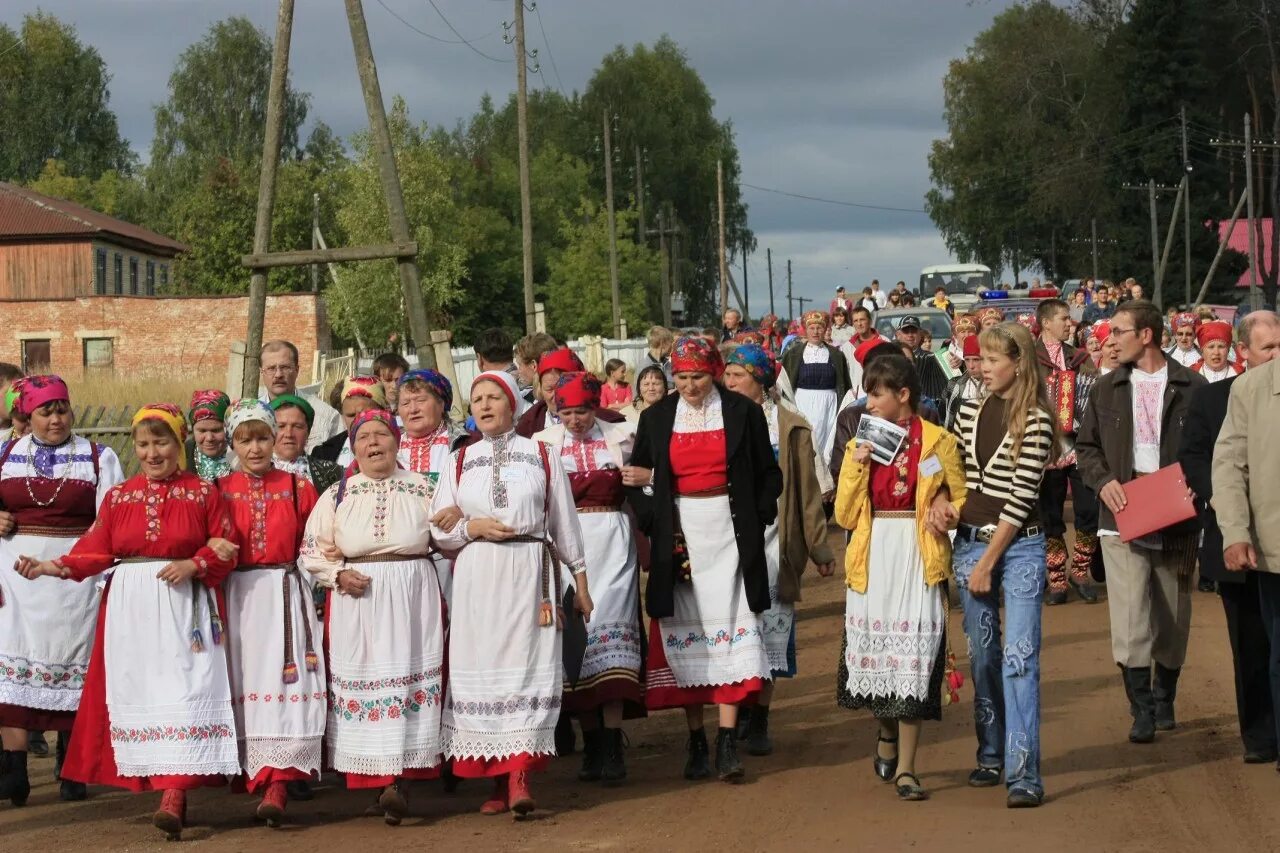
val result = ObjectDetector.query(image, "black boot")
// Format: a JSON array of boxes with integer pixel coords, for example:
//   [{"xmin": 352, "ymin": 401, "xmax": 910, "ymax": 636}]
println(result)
[
  {"xmin": 27, "ymin": 731, "xmax": 48, "ymax": 757},
  {"xmin": 601, "ymin": 727, "xmax": 627, "ymax": 785},
  {"xmin": 286, "ymin": 780, "xmax": 315, "ymax": 801},
  {"xmin": 0, "ymin": 750, "xmax": 31, "ymax": 807},
  {"xmin": 554, "ymin": 714, "xmax": 577, "ymax": 756},
  {"xmin": 577, "ymin": 728, "xmax": 604, "ymax": 782},
  {"xmin": 1121, "ymin": 666, "xmax": 1156, "ymax": 744},
  {"xmin": 733, "ymin": 704, "xmax": 750, "ymax": 740},
  {"xmin": 683, "ymin": 728, "xmax": 710, "ymax": 780},
  {"xmin": 714, "ymin": 727, "xmax": 744, "ymax": 782},
  {"xmin": 55, "ymin": 732, "xmax": 86, "ymax": 802},
  {"xmin": 745, "ymin": 705, "xmax": 773, "ymax": 756},
  {"xmin": 1153, "ymin": 664, "xmax": 1180, "ymax": 731}
]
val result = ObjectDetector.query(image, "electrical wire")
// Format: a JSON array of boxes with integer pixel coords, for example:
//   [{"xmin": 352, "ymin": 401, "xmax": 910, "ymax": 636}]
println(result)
[
  {"xmin": 533, "ymin": 3, "xmax": 566, "ymax": 96},
  {"xmin": 742, "ymin": 183, "xmax": 928, "ymax": 214},
  {"xmin": 374, "ymin": 0, "xmax": 499, "ymax": 44},
  {"xmin": 0, "ymin": 35, "xmax": 24, "ymax": 60},
  {"xmin": 426, "ymin": 0, "xmax": 512, "ymax": 62}
]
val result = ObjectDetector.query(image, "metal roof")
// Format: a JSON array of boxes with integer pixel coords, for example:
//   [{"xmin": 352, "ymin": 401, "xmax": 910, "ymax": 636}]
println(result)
[{"xmin": 0, "ymin": 181, "xmax": 188, "ymax": 254}]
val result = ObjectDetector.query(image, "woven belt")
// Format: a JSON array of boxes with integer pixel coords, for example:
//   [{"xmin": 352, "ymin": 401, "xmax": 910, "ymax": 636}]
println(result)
[
  {"xmin": 237, "ymin": 563, "xmax": 317, "ymax": 684},
  {"xmin": 113, "ymin": 557, "xmax": 223, "ymax": 653},
  {"xmin": 872, "ymin": 510, "xmax": 915, "ymax": 519},
  {"xmin": 471, "ymin": 534, "xmax": 565, "ymax": 630},
  {"xmin": 577, "ymin": 505, "xmax": 623, "ymax": 514},
  {"xmin": 15, "ymin": 525, "xmax": 88, "ymax": 538},
  {"xmin": 677, "ymin": 485, "xmax": 729, "ymax": 499},
  {"xmin": 344, "ymin": 553, "xmax": 429, "ymax": 564}
]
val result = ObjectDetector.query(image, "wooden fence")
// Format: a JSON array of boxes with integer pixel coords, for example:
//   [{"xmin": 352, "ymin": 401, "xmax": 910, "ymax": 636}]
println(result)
[{"xmin": 73, "ymin": 405, "xmax": 142, "ymax": 477}]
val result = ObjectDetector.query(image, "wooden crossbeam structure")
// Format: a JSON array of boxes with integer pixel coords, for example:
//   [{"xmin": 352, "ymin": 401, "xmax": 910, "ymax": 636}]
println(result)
[{"xmin": 242, "ymin": 241, "xmax": 418, "ymax": 270}]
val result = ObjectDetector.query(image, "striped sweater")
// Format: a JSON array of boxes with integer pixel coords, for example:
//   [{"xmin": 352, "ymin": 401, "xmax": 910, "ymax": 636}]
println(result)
[{"xmin": 952, "ymin": 398, "xmax": 1054, "ymax": 529}]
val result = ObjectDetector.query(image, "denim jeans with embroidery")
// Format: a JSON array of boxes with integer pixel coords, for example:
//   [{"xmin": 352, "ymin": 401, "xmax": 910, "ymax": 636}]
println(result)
[{"xmin": 953, "ymin": 533, "xmax": 1046, "ymax": 797}]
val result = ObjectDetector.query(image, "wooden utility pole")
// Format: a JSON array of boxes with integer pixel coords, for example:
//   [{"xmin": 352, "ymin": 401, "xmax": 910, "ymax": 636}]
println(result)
[
  {"xmin": 634, "ymin": 144, "xmax": 645, "ymax": 244},
  {"xmin": 1122, "ymin": 180, "xmax": 1179, "ymax": 298},
  {"xmin": 766, "ymin": 248, "xmax": 775, "ymax": 316},
  {"xmin": 1155, "ymin": 177, "xmax": 1186, "ymax": 305},
  {"xmin": 346, "ymin": 0, "xmax": 434, "ymax": 366},
  {"xmin": 1181, "ymin": 105, "xmax": 1192, "ymax": 307},
  {"xmin": 514, "ymin": 0, "xmax": 535, "ymax": 332},
  {"xmin": 741, "ymin": 236, "xmax": 749, "ymax": 320},
  {"xmin": 603, "ymin": 110, "xmax": 622, "ymax": 336},
  {"xmin": 242, "ymin": 0, "xmax": 295, "ymax": 397},
  {"xmin": 1194, "ymin": 188, "xmax": 1248, "ymax": 306},
  {"xmin": 310, "ymin": 191, "xmax": 319, "ymax": 292},
  {"xmin": 1246, "ymin": 112, "xmax": 1260, "ymax": 311},
  {"xmin": 717, "ymin": 159, "xmax": 728, "ymax": 315},
  {"xmin": 1090, "ymin": 218, "xmax": 1099, "ymax": 282},
  {"xmin": 657, "ymin": 206, "xmax": 671, "ymax": 326},
  {"xmin": 786, "ymin": 258, "xmax": 793, "ymax": 319}
]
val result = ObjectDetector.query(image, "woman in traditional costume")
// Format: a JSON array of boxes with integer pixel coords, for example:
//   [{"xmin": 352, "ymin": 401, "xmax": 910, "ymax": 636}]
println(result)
[
  {"xmin": 779, "ymin": 311, "xmax": 851, "ymax": 465},
  {"xmin": 300, "ymin": 408, "xmax": 444, "ymax": 825},
  {"xmin": 313, "ymin": 377, "xmax": 387, "ymax": 467},
  {"xmin": 14, "ymin": 403, "xmax": 238, "ymax": 840},
  {"xmin": 268, "ymin": 394, "xmax": 342, "ymax": 494},
  {"xmin": 213, "ymin": 400, "xmax": 324, "ymax": 827},
  {"xmin": 835, "ymin": 355, "xmax": 967, "ymax": 801},
  {"xmin": 1190, "ymin": 320, "xmax": 1244, "ymax": 382},
  {"xmin": 187, "ymin": 390, "xmax": 233, "ymax": 480},
  {"xmin": 533, "ymin": 372, "xmax": 641, "ymax": 785},
  {"xmin": 430, "ymin": 371, "xmax": 591, "ymax": 817},
  {"xmin": 628, "ymin": 338, "xmax": 781, "ymax": 783},
  {"xmin": 0, "ymin": 376, "xmax": 124, "ymax": 805},
  {"xmin": 720, "ymin": 345, "xmax": 835, "ymax": 755}
]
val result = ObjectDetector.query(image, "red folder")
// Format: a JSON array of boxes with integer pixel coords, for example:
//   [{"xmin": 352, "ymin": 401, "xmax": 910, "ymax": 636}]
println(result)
[{"xmin": 1113, "ymin": 462, "xmax": 1197, "ymax": 543}]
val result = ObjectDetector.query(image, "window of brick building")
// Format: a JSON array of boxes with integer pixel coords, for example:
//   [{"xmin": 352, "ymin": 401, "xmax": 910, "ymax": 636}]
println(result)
[
  {"xmin": 129, "ymin": 258, "xmax": 139, "ymax": 295},
  {"xmin": 22, "ymin": 340, "xmax": 50, "ymax": 373},
  {"xmin": 83, "ymin": 338, "xmax": 114, "ymax": 372},
  {"xmin": 95, "ymin": 249, "xmax": 107, "ymax": 295},
  {"xmin": 113, "ymin": 253, "xmax": 123, "ymax": 295}
]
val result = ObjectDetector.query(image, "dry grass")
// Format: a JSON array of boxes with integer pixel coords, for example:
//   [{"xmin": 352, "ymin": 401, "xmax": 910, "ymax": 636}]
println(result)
[{"xmin": 66, "ymin": 374, "xmax": 226, "ymax": 417}]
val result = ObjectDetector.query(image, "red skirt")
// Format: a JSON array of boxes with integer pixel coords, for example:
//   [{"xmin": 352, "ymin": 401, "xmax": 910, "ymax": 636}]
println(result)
[
  {"xmin": 61, "ymin": 581, "xmax": 229, "ymax": 793},
  {"xmin": 236, "ymin": 766, "xmax": 314, "ymax": 794},
  {"xmin": 0, "ymin": 704, "xmax": 75, "ymax": 731},
  {"xmin": 450, "ymin": 753, "xmax": 551, "ymax": 779},
  {"xmin": 644, "ymin": 620, "xmax": 762, "ymax": 710},
  {"xmin": 562, "ymin": 671, "xmax": 645, "ymax": 717}
]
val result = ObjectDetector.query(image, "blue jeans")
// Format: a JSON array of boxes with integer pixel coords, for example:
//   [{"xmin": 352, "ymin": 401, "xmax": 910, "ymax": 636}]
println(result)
[{"xmin": 953, "ymin": 533, "xmax": 1046, "ymax": 798}]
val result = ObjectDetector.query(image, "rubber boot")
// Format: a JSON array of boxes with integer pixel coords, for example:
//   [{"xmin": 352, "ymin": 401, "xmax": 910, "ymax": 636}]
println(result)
[
  {"xmin": 0, "ymin": 750, "xmax": 30, "ymax": 807},
  {"xmin": 153, "ymin": 788, "xmax": 185, "ymax": 840},
  {"xmin": 554, "ymin": 713, "xmax": 576, "ymax": 756},
  {"xmin": 1122, "ymin": 666, "xmax": 1156, "ymax": 744},
  {"xmin": 733, "ymin": 704, "xmax": 750, "ymax": 740},
  {"xmin": 55, "ymin": 731, "xmax": 86, "ymax": 801},
  {"xmin": 715, "ymin": 726, "xmax": 744, "ymax": 782},
  {"xmin": 256, "ymin": 781, "xmax": 288, "ymax": 828},
  {"xmin": 683, "ymin": 728, "xmax": 710, "ymax": 780},
  {"xmin": 601, "ymin": 727, "xmax": 627, "ymax": 785},
  {"xmin": 1153, "ymin": 664, "xmax": 1180, "ymax": 731},
  {"xmin": 508, "ymin": 771, "xmax": 535, "ymax": 817},
  {"xmin": 746, "ymin": 705, "xmax": 774, "ymax": 756},
  {"xmin": 577, "ymin": 728, "xmax": 604, "ymax": 782}
]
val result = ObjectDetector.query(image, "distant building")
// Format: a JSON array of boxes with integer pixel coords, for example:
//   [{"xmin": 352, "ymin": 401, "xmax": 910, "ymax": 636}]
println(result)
[{"xmin": 1217, "ymin": 217, "xmax": 1275, "ymax": 290}]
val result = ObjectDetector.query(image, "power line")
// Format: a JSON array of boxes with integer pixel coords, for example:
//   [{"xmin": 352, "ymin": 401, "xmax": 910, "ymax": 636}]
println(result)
[
  {"xmin": 0, "ymin": 35, "xmax": 24, "ymax": 60},
  {"xmin": 373, "ymin": 0, "xmax": 498, "ymax": 44},
  {"xmin": 426, "ymin": 0, "xmax": 512, "ymax": 62},
  {"xmin": 742, "ymin": 182, "xmax": 928, "ymax": 214},
  {"xmin": 532, "ymin": 3, "xmax": 566, "ymax": 96}
]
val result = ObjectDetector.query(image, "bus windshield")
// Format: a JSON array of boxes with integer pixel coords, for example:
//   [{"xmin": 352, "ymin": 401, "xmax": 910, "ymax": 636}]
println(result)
[{"xmin": 919, "ymin": 267, "xmax": 993, "ymax": 298}]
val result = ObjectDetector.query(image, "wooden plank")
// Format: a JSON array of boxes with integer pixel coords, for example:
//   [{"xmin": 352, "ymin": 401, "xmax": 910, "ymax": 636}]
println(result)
[{"xmin": 241, "ymin": 241, "xmax": 418, "ymax": 269}]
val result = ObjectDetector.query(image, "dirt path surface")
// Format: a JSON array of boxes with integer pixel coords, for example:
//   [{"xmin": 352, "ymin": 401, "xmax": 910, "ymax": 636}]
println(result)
[{"xmin": 4, "ymin": 528, "xmax": 1278, "ymax": 853}]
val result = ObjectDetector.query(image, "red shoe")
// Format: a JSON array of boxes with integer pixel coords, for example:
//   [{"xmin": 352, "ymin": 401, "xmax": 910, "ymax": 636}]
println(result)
[
  {"xmin": 508, "ymin": 771, "xmax": 535, "ymax": 817},
  {"xmin": 153, "ymin": 789, "xmax": 185, "ymax": 840},
  {"xmin": 479, "ymin": 776, "xmax": 508, "ymax": 815},
  {"xmin": 256, "ymin": 781, "xmax": 288, "ymax": 828}
]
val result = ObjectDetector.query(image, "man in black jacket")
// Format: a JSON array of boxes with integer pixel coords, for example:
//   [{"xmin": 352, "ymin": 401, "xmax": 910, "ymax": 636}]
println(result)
[{"xmin": 1178, "ymin": 310, "xmax": 1280, "ymax": 763}]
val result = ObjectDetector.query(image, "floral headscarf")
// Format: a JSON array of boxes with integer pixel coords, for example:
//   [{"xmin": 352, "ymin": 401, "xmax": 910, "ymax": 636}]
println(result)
[
  {"xmin": 225, "ymin": 398, "xmax": 277, "ymax": 439},
  {"xmin": 670, "ymin": 336, "xmax": 724, "ymax": 378},
  {"xmin": 341, "ymin": 376, "xmax": 388, "ymax": 408},
  {"xmin": 724, "ymin": 343, "xmax": 777, "ymax": 389},
  {"xmin": 732, "ymin": 329, "xmax": 765, "ymax": 346},
  {"xmin": 553, "ymin": 371, "xmax": 603, "ymax": 411},
  {"xmin": 188, "ymin": 389, "xmax": 231, "ymax": 425},
  {"xmin": 132, "ymin": 403, "xmax": 189, "ymax": 469},
  {"xmin": 348, "ymin": 407, "xmax": 401, "ymax": 447},
  {"xmin": 398, "ymin": 368, "xmax": 452, "ymax": 412},
  {"xmin": 18, "ymin": 375, "xmax": 69, "ymax": 416}
]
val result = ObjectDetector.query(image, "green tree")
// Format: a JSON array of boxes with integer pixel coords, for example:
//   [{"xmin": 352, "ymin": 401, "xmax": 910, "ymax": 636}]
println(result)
[
  {"xmin": 545, "ymin": 202, "xmax": 659, "ymax": 338},
  {"xmin": 26, "ymin": 159, "xmax": 147, "ymax": 222},
  {"xmin": 0, "ymin": 13, "xmax": 133, "ymax": 182}
]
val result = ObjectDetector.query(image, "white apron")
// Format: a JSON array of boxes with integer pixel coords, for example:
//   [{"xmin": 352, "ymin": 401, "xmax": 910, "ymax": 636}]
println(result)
[
  {"xmin": 760, "ymin": 520, "xmax": 795, "ymax": 676},
  {"xmin": 103, "ymin": 560, "xmax": 239, "ymax": 777},
  {"xmin": 577, "ymin": 509, "xmax": 641, "ymax": 682}
]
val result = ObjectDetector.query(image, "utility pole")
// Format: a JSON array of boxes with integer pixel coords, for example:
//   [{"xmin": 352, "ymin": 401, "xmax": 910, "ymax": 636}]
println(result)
[
  {"xmin": 602, "ymin": 110, "xmax": 622, "ymax": 336},
  {"xmin": 766, "ymin": 248, "xmax": 775, "ymax": 316},
  {"xmin": 786, "ymin": 258, "xmax": 793, "ymax": 319},
  {"xmin": 741, "ymin": 236, "xmax": 749, "ymax": 320},
  {"xmin": 310, "ymin": 191, "xmax": 319, "ymax": 292},
  {"xmin": 716, "ymin": 159, "xmax": 729, "ymax": 316},
  {"xmin": 656, "ymin": 206, "xmax": 671, "ymax": 326},
  {"xmin": 634, "ymin": 144, "xmax": 645, "ymax": 244},
  {"xmin": 513, "ymin": 0, "xmax": 535, "ymax": 332},
  {"xmin": 1246, "ymin": 112, "xmax": 1259, "ymax": 311},
  {"xmin": 1181, "ymin": 105, "xmax": 1192, "ymax": 307},
  {"xmin": 795, "ymin": 295, "xmax": 812, "ymax": 318},
  {"xmin": 1122, "ymin": 180, "xmax": 1179, "ymax": 295},
  {"xmin": 1091, "ymin": 218, "xmax": 1099, "ymax": 282}
]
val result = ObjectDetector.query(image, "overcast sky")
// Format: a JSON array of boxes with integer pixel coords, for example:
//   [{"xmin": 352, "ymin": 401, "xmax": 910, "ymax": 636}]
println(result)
[{"xmin": 6, "ymin": 0, "xmax": 1019, "ymax": 315}]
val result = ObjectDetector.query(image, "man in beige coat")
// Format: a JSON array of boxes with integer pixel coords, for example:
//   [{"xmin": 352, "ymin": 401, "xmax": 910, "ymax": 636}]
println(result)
[{"xmin": 1213, "ymin": 350, "xmax": 1280, "ymax": 765}]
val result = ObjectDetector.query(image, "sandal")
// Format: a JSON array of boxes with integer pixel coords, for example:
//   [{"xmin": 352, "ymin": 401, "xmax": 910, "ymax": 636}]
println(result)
[
  {"xmin": 873, "ymin": 735, "xmax": 898, "ymax": 783},
  {"xmin": 895, "ymin": 772, "xmax": 928, "ymax": 801}
]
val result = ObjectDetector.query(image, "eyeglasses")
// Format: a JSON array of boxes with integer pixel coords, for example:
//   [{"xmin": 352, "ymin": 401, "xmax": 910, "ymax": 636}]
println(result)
[
  {"xmin": 261, "ymin": 365, "xmax": 297, "ymax": 375},
  {"xmin": 1110, "ymin": 327, "xmax": 1138, "ymax": 338}
]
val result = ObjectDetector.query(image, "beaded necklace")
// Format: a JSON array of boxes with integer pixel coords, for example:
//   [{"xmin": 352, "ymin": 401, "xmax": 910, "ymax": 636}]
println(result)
[{"xmin": 24, "ymin": 436, "xmax": 78, "ymax": 508}]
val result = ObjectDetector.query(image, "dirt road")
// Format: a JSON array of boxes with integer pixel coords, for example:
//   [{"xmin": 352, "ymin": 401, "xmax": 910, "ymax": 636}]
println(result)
[{"xmin": 4, "ymin": 531, "xmax": 1277, "ymax": 852}]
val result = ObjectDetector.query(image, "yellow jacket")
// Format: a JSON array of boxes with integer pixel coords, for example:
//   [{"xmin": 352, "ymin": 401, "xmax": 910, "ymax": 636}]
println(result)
[{"xmin": 834, "ymin": 418, "xmax": 967, "ymax": 593}]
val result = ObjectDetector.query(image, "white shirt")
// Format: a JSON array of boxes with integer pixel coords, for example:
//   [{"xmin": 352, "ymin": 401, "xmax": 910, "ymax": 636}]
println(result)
[
  {"xmin": 872, "ymin": 290, "xmax": 887, "ymax": 309},
  {"xmin": 1130, "ymin": 365, "xmax": 1167, "ymax": 475},
  {"xmin": 1166, "ymin": 345, "xmax": 1200, "ymax": 367}
]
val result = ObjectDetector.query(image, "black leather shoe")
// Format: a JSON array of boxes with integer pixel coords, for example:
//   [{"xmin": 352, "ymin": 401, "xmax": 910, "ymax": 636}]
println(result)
[
  {"xmin": 714, "ymin": 727, "xmax": 744, "ymax": 782},
  {"xmin": 27, "ymin": 732, "xmax": 49, "ymax": 758},
  {"xmin": 1006, "ymin": 787, "xmax": 1044, "ymax": 808},
  {"xmin": 1122, "ymin": 666, "xmax": 1157, "ymax": 743},
  {"xmin": 683, "ymin": 729, "xmax": 710, "ymax": 780},
  {"xmin": 0, "ymin": 750, "xmax": 31, "ymax": 807},
  {"xmin": 895, "ymin": 772, "xmax": 928, "ymax": 801},
  {"xmin": 745, "ymin": 705, "xmax": 773, "ymax": 756},
  {"xmin": 873, "ymin": 736, "xmax": 898, "ymax": 782},
  {"xmin": 578, "ymin": 729, "xmax": 603, "ymax": 782},
  {"xmin": 1045, "ymin": 590, "xmax": 1068, "ymax": 606},
  {"xmin": 1198, "ymin": 577, "xmax": 1217, "ymax": 594},
  {"xmin": 59, "ymin": 780, "xmax": 88, "ymax": 801},
  {"xmin": 1244, "ymin": 750, "xmax": 1278, "ymax": 764},
  {"xmin": 286, "ymin": 780, "xmax": 315, "ymax": 801},
  {"xmin": 967, "ymin": 766, "xmax": 1001, "ymax": 787},
  {"xmin": 1068, "ymin": 577, "xmax": 1099, "ymax": 604},
  {"xmin": 554, "ymin": 715, "xmax": 577, "ymax": 756},
  {"xmin": 601, "ymin": 727, "xmax": 627, "ymax": 785},
  {"xmin": 1152, "ymin": 664, "xmax": 1180, "ymax": 732}
]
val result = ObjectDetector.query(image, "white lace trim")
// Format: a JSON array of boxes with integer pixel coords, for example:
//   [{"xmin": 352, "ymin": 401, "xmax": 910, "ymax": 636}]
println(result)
[
  {"xmin": 441, "ymin": 726, "xmax": 556, "ymax": 762},
  {"xmin": 328, "ymin": 747, "xmax": 442, "ymax": 776},
  {"xmin": 673, "ymin": 387, "xmax": 724, "ymax": 433},
  {"xmin": 241, "ymin": 737, "xmax": 323, "ymax": 778},
  {"xmin": 115, "ymin": 760, "xmax": 240, "ymax": 778},
  {"xmin": 0, "ymin": 684, "xmax": 82, "ymax": 711},
  {"xmin": 844, "ymin": 623, "xmax": 944, "ymax": 701}
]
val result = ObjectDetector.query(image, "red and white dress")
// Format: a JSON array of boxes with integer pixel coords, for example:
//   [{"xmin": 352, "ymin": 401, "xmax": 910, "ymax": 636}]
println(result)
[
  {"xmin": 0, "ymin": 435, "xmax": 124, "ymax": 731},
  {"xmin": 218, "ymin": 469, "xmax": 325, "ymax": 792},
  {"xmin": 645, "ymin": 389, "xmax": 770, "ymax": 709},
  {"xmin": 398, "ymin": 422, "xmax": 465, "ymax": 605},
  {"xmin": 300, "ymin": 469, "xmax": 445, "ymax": 789},
  {"xmin": 57, "ymin": 472, "xmax": 240, "ymax": 792},
  {"xmin": 534, "ymin": 420, "xmax": 643, "ymax": 713},
  {"xmin": 430, "ymin": 430, "xmax": 585, "ymax": 777}
]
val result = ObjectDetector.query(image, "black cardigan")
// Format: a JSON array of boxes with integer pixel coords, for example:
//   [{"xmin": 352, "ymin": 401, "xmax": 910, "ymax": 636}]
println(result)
[
  {"xmin": 1177, "ymin": 376, "xmax": 1236, "ymax": 584},
  {"xmin": 627, "ymin": 386, "xmax": 783, "ymax": 619}
]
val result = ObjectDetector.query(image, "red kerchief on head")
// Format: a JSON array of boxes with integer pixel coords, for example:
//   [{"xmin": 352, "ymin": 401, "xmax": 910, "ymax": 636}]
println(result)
[
  {"xmin": 537, "ymin": 347, "xmax": 584, "ymax": 377},
  {"xmin": 18, "ymin": 375, "xmax": 69, "ymax": 416},
  {"xmin": 553, "ymin": 371, "xmax": 602, "ymax": 411},
  {"xmin": 853, "ymin": 337, "xmax": 882, "ymax": 366},
  {"xmin": 670, "ymin": 336, "xmax": 724, "ymax": 378},
  {"xmin": 1196, "ymin": 320, "xmax": 1232, "ymax": 349},
  {"xmin": 962, "ymin": 335, "xmax": 981, "ymax": 358}
]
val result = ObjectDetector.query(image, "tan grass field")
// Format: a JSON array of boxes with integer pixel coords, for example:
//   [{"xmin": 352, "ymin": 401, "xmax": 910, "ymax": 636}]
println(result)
[{"xmin": 66, "ymin": 374, "xmax": 225, "ymax": 417}]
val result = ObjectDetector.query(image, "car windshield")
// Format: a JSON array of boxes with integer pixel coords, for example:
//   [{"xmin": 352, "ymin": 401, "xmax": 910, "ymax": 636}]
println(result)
[
  {"xmin": 919, "ymin": 270, "xmax": 993, "ymax": 297},
  {"xmin": 875, "ymin": 313, "xmax": 953, "ymax": 341}
]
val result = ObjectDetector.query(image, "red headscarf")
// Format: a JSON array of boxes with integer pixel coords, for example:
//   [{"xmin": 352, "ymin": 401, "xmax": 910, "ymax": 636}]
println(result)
[
  {"xmin": 670, "ymin": 336, "xmax": 724, "ymax": 378},
  {"xmin": 18, "ymin": 375, "xmax": 69, "ymax": 416},
  {"xmin": 962, "ymin": 335, "xmax": 981, "ymax": 358},
  {"xmin": 553, "ymin": 371, "xmax": 602, "ymax": 411},
  {"xmin": 537, "ymin": 347, "xmax": 584, "ymax": 377},
  {"xmin": 1196, "ymin": 320, "xmax": 1233, "ymax": 348}
]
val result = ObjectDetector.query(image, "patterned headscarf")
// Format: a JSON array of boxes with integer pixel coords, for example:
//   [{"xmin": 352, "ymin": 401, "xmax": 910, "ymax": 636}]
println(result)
[
  {"xmin": 1015, "ymin": 313, "xmax": 1039, "ymax": 336},
  {"xmin": 132, "ymin": 403, "xmax": 189, "ymax": 469},
  {"xmin": 348, "ymin": 407, "xmax": 400, "ymax": 447},
  {"xmin": 670, "ymin": 336, "xmax": 724, "ymax": 378},
  {"xmin": 802, "ymin": 310, "xmax": 829, "ymax": 328},
  {"xmin": 17, "ymin": 375, "xmax": 69, "ymax": 416},
  {"xmin": 724, "ymin": 343, "xmax": 777, "ymax": 389},
  {"xmin": 188, "ymin": 389, "xmax": 230, "ymax": 425},
  {"xmin": 341, "ymin": 375, "xmax": 388, "ymax": 408},
  {"xmin": 225, "ymin": 398, "xmax": 277, "ymax": 439},
  {"xmin": 952, "ymin": 315, "xmax": 978, "ymax": 336},
  {"xmin": 732, "ymin": 329, "xmax": 765, "ymax": 346},
  {"xmin": 553, "ymin": 371, "xmax": 602, "ymax": 411},
  {"xmin": 398, "ymin": 368, "xmax": 453, "ymax": 411},
  {"xmin": 1172, "ymin": 312, "xmax": 1199, "ymax": 332},
  {"xmin": 978, "ymin": 307, "xmax": 1005, "ymax": 326},
  {"xmin": 5, "ymin": 380, "xmax": 23, "ymax": 416},
  {"xmin": 1090, "ymin": 321, "xmax": 1112, "ymax": 345},
  {"xmin": 268, "ymin": 394, "xmax": 314, "ymax": 430}
]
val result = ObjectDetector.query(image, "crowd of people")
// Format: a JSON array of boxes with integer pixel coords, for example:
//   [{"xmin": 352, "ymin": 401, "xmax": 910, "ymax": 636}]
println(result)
[{"xmin": 0, "ymin": 284, "xmax": 1278, "ymax": 838}]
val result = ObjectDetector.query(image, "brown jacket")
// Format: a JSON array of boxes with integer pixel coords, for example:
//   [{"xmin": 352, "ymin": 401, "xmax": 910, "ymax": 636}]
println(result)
[
  {"xmin": 776, "ymin": 405, "xmax": 835, "ymax": 604},
  {"xmin": 1212, "ymin": 359, "xmax": 1280, "ymax": 573},
  {"xmin": 1076, "ymin": 354, "xmax": 1205, "ymax": 531}
]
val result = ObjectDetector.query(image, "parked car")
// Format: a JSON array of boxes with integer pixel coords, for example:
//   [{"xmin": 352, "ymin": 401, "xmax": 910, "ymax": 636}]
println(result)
[{"xmin": 874, "ymin": 308, "xmax": 953, "ymax": 351}]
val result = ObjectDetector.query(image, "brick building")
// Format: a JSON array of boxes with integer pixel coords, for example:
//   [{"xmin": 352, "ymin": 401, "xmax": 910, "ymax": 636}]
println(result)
[{"xmin": 0, "ymin": 182, "xmax": 329, "ymax": 377}]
